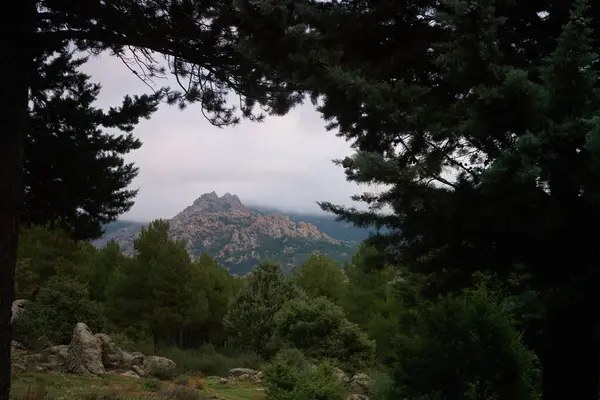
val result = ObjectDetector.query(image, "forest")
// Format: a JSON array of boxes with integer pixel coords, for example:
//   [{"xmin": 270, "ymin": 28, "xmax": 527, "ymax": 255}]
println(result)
[
  {"xmin": 12, "ymin": 221, "xmax": 542, "ymax": 400},
  {"xmin": 2, "ymin": 0, "xmax": 600, "ymax": 399}
]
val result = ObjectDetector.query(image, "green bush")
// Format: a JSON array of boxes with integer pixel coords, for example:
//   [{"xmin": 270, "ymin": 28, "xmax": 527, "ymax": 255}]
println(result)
[
  {"xmin": 156, "ymin": 344, "xmax": 263, "ymax": 377},
  {"xmin": 158, "ymin": 386, "xmax": 207, "ymax": 400},
  {"xmin": 13, "ymin": 275, "xmax": 103, "ymax": 346},
  {"xmin": 141, "ymin": 378, "xmax": 162, "ymax": 392},
  {"xmin": 392, "ymin": 286, "xmax": 540, "ymax": 400},
  {"xmin": 264, "ymin": 349, "xmax": 347, "ymax": 400},
  {"xmin": 273, "ymin": 296, "xmax": 375, "ymax": 373}
]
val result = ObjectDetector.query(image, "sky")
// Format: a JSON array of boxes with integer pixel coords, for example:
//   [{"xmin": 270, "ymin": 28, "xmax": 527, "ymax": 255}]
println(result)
[{"xmin": 82, "ymin": 52, "xmax": 370, "ymax": 222}]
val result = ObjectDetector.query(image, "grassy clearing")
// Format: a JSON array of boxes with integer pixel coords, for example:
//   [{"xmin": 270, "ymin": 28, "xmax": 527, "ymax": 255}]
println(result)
[{"xmin": 10, "ymin": 372, "xmax": 266, "ymax": 400}]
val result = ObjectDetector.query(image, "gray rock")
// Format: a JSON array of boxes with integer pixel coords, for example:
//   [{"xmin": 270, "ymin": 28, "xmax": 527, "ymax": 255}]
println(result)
[
  {"xmin": 67, "ymin": 323, "xmax": 105, "ymax": 376},
  {"xmin": 121, "ymin": 370, "xmax": 141, "ymax": 379},
  {"xmin": 142, "ymin": 356, "xmax": 176, "ymax": 378},
  {"xmin": 11, "ymin": 299, "xmax": 29, "ymax": 324}
]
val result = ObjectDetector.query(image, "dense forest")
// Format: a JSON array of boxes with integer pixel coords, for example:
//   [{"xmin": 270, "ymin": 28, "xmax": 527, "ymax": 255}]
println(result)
[
  {"xmin": 3, "ymin": 0, "xmax": 600, "ymax": 399},
  {"xmin": 12, "ymin": 220, "xmax": 542, "ymax": 400}
]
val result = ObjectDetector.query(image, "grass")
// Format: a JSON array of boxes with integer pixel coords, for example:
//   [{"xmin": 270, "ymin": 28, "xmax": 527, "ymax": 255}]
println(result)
[
  {"xmin": 203, "ymin": 380, "xmax": 265, "ymax": 400},
  {"xmin": 11, "ymin": 372, "xmax": 266, "ymax": 400}
]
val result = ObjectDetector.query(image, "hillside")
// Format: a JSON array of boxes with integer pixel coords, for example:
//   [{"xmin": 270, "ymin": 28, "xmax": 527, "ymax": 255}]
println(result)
[
  {"xmin": 92, "ymin": 192, "xmax": 363, "ymax": 274},
  {"xmin": 249, "ymin": 206, "xmax": 376, "ymax": 243}
]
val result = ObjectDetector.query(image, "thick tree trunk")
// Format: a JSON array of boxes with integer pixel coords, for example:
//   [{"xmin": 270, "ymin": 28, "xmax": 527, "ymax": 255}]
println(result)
[
  {"xmin": 541, "ymin": 287, "xmax": 599, "ymax": 400},
  {"xmin": 0, "ymin": 2, "xmax": 36, "ymax": 399}
]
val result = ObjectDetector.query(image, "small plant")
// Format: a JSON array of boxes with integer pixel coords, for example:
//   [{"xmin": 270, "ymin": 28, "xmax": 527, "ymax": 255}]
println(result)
[
  {"xmin": 159, "ymin": 386, "xmax": 207, "ymax": 400},
  {"xmin": 174, "ymin": 375, "xmax": 191, "ymax": 386},
  {"xmin": 186, "ymin": 377, "xmax": 205, "ymax": 390},
  {"xmin": 141, "ymin": 378, "xmax": 162, "ymax": 392}
]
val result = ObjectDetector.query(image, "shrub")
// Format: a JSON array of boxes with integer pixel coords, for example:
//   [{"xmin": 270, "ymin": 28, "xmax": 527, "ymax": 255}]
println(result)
[
  {"xmin": 392, "ymin": 285, "xmax": 540, "ymax": 400},
  {"xmin": 13, "ymin": 276, "xmax": 103, "ymax": 347},
  {"xmin": 141, "ymin": 378, "xmax": 162, "ymax": 392},
  {"xmin": 158, "ymin": 386, "xmax": 207, "ymax": 400},
  {"xmin": 264, "ymin": 349, "xmax": 347, "ymax": 400},
  {"xmin": 273, "ymin": 296, "xmax": 375, "ymax": 373},
  {"xmin": 157, "ymin": 344, "xmax": 263, "ymax": 377}
]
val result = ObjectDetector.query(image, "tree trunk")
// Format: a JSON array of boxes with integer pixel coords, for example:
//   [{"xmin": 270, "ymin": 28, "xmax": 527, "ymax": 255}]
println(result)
[
  {"xmin": 0, "ymin": 2, "xmax": 36, "ymax": 399},
  {"xmin": 541, "ymin": 286, "xmax": 599, "ymax": 400}
]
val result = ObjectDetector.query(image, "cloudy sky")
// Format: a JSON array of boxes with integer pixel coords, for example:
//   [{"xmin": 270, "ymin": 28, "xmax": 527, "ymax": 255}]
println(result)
[{"xmin": 82, "ymin": 53, "xmax": 367, "ymax": 222}]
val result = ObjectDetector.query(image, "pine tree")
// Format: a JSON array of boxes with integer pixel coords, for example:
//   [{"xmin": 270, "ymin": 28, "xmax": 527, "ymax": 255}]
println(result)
[
  {"xmin": 224, "ymin": 261, "xmax": 304, "ymax": 358},
  {"xmin": 24, "ymin": 47, "xmax": 160, "ymax": 241},
  {"xmin": 296, "ymin": 1, "xmax": 600, "ymax": 398}
]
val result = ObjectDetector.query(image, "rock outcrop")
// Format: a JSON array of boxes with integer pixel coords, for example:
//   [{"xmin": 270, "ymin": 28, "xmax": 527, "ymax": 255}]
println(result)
[
  {"xmin": 67, "ymin": 323, "xmax": 105, "ymax": 376},
  {"xmin": 11, "ymin": 322, "xmax": 176, "ymax": 380},
  {"xmin": 92, "ymin": 192, "xmax": 354, "ymax": 275},
  {"xmin": 11, "ymin": 299, "xmax": 29, "ymax": 324}
]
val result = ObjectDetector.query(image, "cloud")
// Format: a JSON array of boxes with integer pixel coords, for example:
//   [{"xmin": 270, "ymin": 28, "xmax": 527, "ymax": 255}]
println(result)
[{"xmin": 82, "ymin": 52, "xmax": 367, "ymax": 221}]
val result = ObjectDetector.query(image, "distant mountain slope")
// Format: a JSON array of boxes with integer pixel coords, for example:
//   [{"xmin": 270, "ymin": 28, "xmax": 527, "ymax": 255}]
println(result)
[
  {"xmin": 250, "ymin": 206, "xmax": 377, "ymax": 244},
  {"xmin": 92, "ymin": 192, "xmax": 362, "ymax": 275}
]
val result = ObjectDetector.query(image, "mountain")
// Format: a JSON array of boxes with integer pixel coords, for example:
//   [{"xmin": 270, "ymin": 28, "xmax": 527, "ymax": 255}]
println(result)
[
  {"xmin": 249, "ymin": 206, "xmax": 376, "ymax": 243},
  {"xmin": 92, "ymin": 192, "xmax": 364, "ymax": 275}
]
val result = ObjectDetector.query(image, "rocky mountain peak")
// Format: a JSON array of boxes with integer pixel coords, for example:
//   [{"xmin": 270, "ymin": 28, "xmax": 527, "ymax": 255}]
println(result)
[{"xmin": 188, "ymin": 191, "xmax": 244, "ymax": 213}]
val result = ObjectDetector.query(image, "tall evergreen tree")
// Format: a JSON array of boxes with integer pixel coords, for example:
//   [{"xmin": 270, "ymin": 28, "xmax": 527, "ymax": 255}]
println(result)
[
  {"xmin": 24, "ymin": 47, "xmax": 160, "ymax": 240},
  {"xmin": 305, "ymin": 1, "xmax": 599, "ymax": 399}
]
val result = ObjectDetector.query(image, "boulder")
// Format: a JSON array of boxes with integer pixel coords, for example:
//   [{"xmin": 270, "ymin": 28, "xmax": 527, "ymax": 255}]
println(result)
[
  {"xmin": 122, "ymin": 351, "xmax": 145, "ymax": 369},
  {"xmin": 349, "ymin": 373, "xmax": 372, "ymax": 396},
  {"xmin": 11, "ymin": 299, "xmax": 29, "ymax": 324},
  {"xmin": 121, "ymin": 370, "xmax": 141, "ymax": 379},
  {"xmin": 67, "ymin": 323, "xmax": 105, "ymax": 376},
  {"xmin": 142, "ymin": 356, "xmax": 177, "ymax": 378}
]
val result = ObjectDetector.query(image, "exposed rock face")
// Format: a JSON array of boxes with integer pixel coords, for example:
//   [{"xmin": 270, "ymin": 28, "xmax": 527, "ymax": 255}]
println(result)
[
  {"xmin": 93, "ymin": 192, "xmax": 354, "ymax": 275},
  {"xmin": 11, "ymin": 322, "xmax": 176, "ymax": 380},
  {"xmin": 67, "ymin": 323, "xmax": 105, "ymax": 376}
]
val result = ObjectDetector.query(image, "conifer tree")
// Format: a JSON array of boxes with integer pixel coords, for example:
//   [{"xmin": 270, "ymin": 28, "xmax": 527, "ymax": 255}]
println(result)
[
  {"xmin": 224, "ymin": 261, "xmax": 304, "ymax": 358},
  {"xmin": 24, "ymin": 47, "xmax": 160, "ymax": 240},
  {"xmin": 303, "ymin": 1, "xmax": 600, "ymax": 398}
]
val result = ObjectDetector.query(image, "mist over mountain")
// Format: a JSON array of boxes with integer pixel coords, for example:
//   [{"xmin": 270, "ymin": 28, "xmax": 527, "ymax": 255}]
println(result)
[{"xmin": 93, "ymin": 192, "xmax": 374, "ymax": 274}]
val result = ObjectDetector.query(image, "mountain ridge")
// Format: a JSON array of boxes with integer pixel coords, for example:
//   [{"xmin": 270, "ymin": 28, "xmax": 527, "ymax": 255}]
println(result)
[{"xmin": 92, "ymin": 192, "xmax": 371, "ymax": 274}]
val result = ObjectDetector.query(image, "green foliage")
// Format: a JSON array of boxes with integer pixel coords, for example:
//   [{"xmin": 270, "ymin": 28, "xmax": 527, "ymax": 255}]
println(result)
[
  {"xmin": 391, "ymin": 286, "xmax": 540, "ymax": 400},
  {"xmin": 340, "ymin": 245, "xmax": 400, "ymax": 363},
  {"xmin": 264, "ymin": 349, "xmax": 346, "ymax": 400},
  {"xmin": 368, "ymin": 370, "xmax": 394, "ymax": 400},
  {"xmin": 158, "ymin": 386, "xmax": 207, "ymax": 400},
  {"xmin": 141, "ymin": 378, "xmax": 162, "ymax": 392},
  {"xmin": 16, "ymin": 226, "xmax": 92, "ymax": 293},
  {"xmin": 88, "ymin": 241, "xmax": 128, "ymax": 303},
  {"xmin": 13, "ymin": 276, "xmax": 102, "ymax": 346},
  {"xmin": 293, "ymin": 254, "xmax": 345, "ymax": 304},
  {"xmin": 273, "ymin": 296, "xmax": 375, "ymax": 373},
  {"xmin": 104, "ymin": 220, "xmax": 206, "ymax": 348},
  {"xmin": 223, "ymin": 261, "xmax": 305, "ymax": 358},
  {"xmin": 24, "ymin": 47, "xmax": 160, "ymax": 241},
  {"xmin": 155, "ymin": 344, "xmax": 263, "ymax": 377}
]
